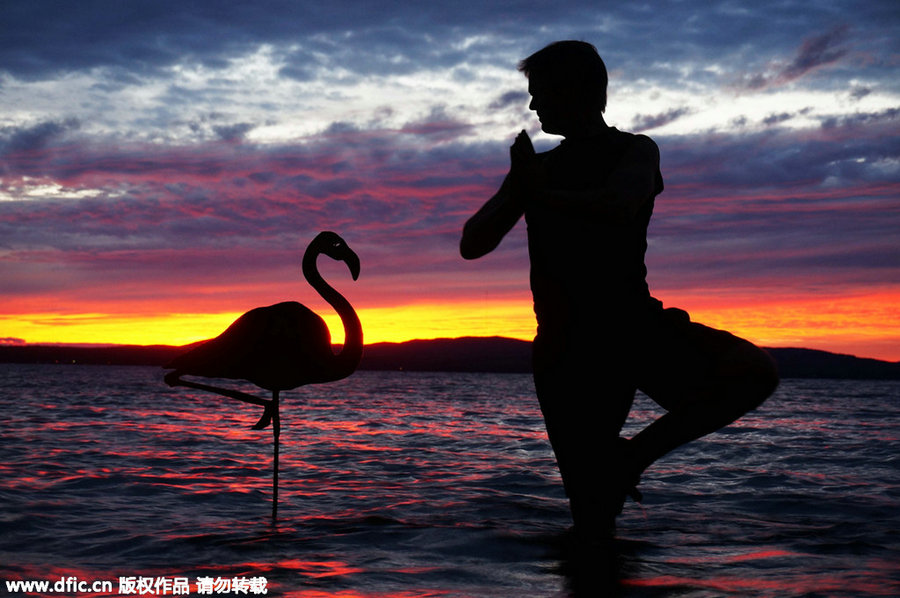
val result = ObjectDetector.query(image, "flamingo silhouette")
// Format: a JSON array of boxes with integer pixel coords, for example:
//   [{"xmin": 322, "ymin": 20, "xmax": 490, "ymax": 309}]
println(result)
[{"xmin": 164, "ymin": 231, "xmax": 363, "ymax": 520}]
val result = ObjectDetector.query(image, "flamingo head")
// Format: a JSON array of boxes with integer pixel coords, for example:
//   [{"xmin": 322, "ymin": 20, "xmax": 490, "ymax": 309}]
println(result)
[{"xmin": 313, "ymin": 231, "xmax": 360, "ymax": 280}]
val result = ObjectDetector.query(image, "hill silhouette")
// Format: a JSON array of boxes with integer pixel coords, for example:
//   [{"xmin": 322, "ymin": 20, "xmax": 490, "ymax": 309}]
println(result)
[{"xmin": 1, "ymin": 337, "xmax": 898, "ymax": 380}]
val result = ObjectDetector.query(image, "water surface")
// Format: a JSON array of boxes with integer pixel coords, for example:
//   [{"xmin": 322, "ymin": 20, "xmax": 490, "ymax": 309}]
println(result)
[{"xmin": 1, "ymin": 365, "xmax": 898, "ymax": 596}]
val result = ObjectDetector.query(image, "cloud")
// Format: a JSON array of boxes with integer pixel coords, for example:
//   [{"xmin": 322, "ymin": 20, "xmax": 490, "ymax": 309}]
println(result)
[
  {"xmin": 0, "ymin": 1, "xmax": 523, "ymax": 81},
  {"xmin": 849, "ymin": 86, "xmax": 872, "ymax": 101},
  {"xmin": 734, "ymin": 25, "xmax": 852, "ymax": 91},
  {"xmin": 399, "ymin": 107, "xmax": 475, "ymax": 143},
  {"xmin": 632, "ymin": 107, "xmax": 693, "ymax": 132},
  {"xmin": 212, "ymin": 123, "xmax": 256, "ymax": 142},
  {"xmin": 819, "ymin": 107, "xmax": 900, "ymax": 130},
  {"xmin": 778, "ymin": 25, "xmax": 851, "ymax": 83},
  {"xmin": 0, "ymin": 118, "xmax": 80, "ymax": 154},
  {"xmin": 762, "ymin": 112, "xmax": 794, "ymax": 126},
  {"xmin": 489, "ymin": 90, "xmax": 529, "ymax": 110},
  {"xmin": 0, "ymin": 126, "xmax": 508, "ymax": 295},
  {"xmin": 761, "ymin": 107, "xmax": 812, "ymax": 127}
]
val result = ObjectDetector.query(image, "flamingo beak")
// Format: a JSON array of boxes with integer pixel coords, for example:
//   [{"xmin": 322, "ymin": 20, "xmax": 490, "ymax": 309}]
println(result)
[{"xmin": 345, "ymin": 250, "xmax": 361, "ymax": 281}]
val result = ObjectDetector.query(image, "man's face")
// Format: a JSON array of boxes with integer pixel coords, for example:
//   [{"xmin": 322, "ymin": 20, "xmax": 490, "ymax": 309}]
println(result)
[{"xmin": 528, "ymin": 76, "xmax": 573, "ymax": 136}]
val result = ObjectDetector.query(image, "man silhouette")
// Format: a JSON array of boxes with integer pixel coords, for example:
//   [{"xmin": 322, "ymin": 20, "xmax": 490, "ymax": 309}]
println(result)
[{"xmin": 460, "ymin": 41, "xmax": 779, "ymax": 541}]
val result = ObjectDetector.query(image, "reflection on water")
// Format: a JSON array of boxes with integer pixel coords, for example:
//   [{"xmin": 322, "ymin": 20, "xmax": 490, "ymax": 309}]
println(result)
[{"xmin": 1, "ymin": 365, "xmax": 899, "ymax": 596}]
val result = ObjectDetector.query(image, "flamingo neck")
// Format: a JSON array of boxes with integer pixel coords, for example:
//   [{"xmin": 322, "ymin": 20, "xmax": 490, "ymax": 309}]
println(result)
[{"xmin": 303, "ymin": 250, "xmax": 363, "ymax": 378}]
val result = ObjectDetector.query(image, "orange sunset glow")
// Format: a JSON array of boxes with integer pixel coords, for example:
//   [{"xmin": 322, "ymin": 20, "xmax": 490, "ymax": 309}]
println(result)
[
  {"xmin": 3, "ymin": 288, "xmax": 898, "ymax": 361},
  {"xmin": 0, "ymin": 301, "xmax": 531, "ymax": 347}
]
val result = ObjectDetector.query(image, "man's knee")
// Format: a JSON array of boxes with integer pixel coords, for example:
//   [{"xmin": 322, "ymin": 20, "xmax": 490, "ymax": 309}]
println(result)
[{"xmin": 720, "ymin": 341, "xmax": 779, "ymax": 411}]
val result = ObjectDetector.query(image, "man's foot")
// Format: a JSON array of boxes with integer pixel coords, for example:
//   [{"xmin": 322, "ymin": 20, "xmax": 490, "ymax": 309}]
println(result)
[
  {"xmin": 570, "ymin": 497, "xmax": 617, "ymax": 545},
  {"xmin": 567, "ymin": 438, "xmax": 646, "ymax": 542}
]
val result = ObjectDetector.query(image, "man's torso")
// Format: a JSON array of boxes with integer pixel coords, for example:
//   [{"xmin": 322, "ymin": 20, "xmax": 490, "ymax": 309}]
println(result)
[{"xmin": 525, "ymin": 127, "xmax": 663, "ymax": 342}]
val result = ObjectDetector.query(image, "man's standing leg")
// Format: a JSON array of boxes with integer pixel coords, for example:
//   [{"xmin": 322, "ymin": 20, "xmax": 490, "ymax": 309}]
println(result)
[{"xmin": 533, "ymin": 337, "xmax": 638, "ymax": 539}]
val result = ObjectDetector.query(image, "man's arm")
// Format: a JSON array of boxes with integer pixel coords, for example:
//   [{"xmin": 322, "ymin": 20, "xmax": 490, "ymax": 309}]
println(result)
[
  {"xmin": 535, "ymin": 135, "xmax": 659, "ymax": 222},
  {"xmin": 460, "ymin": 174, "xmax": 525, "ymax": 260},
  {"xmin": 459, "ymin": 131, "xmax": 536, "ymax": 260}
]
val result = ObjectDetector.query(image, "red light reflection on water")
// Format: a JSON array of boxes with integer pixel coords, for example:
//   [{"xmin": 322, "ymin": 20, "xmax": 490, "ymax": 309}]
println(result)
[
  {"xmin": 623, "ymin": 572, "xmax": 894, "ymax": 595},
  {"xmin": 621, "ymin": 549, "xmax": 899, "ymax": 596},
  {"xmin": 662, "ymin": 548, "xmax": 796, "ymax": 565},
  {"xmin": 253, "ymin": 558, "xmax": 362, "ymax": 579},
  {"xmin": 727, "ymin": 548, "xmax": 794, "ymax": 562}
]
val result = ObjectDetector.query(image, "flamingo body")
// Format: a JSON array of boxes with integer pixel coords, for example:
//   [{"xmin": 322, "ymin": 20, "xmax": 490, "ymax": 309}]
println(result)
[
  {"xmin": 165, "ymin": 231, "xmax": 363, "ymax": 392},
  {"xmin": 166, "ymin": 301, "xmax": 336, "ymax": 391}
]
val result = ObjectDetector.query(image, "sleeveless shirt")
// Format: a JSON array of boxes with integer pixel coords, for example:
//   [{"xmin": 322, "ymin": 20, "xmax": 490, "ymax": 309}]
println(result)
[{"xmin": 525, "ymin": 127, "xmax": 664, "ymax": 342}]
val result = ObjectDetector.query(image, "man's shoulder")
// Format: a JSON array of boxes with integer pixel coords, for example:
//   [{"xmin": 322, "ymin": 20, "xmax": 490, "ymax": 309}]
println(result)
[
  {"xmin": 611, "ymin": 127, "xmax": 658, "ymax": 148},
  {"xmin": 611, "ymin": 129, "xmax": 659, "ymax": 163}
]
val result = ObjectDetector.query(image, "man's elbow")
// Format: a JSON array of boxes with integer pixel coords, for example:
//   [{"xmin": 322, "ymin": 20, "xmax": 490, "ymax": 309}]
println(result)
[
  {"xmin": 459, "ymin": 226, "xmax": 492, "ymax": 260},
  {"xmin": 459, "ymin": 236, "xmax": 484, "ymax": 260}
]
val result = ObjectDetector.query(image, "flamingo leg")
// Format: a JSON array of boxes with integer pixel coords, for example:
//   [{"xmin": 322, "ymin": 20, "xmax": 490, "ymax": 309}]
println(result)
[
  {"xmin": 165, "ymin": 373, "xmax": 274, "ymax": 430},
  {"xmin": 271, "ymin": 389, "xmax": 281, "ymax": 523}
]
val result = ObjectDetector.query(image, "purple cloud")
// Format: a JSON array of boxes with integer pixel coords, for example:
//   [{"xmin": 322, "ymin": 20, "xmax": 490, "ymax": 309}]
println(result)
[{"xmin": 735, "ymin": 25, "xmax": 853, "ymax": 90}]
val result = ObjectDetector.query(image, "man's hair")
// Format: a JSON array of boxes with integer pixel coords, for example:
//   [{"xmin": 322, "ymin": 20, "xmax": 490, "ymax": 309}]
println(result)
[{"xmin": 518, "ymin": 40, "xmax": 608, "ymax": 112}]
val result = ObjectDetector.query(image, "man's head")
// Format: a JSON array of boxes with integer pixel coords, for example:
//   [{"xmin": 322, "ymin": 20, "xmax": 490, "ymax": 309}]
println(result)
[{"xmin": 518, "ymin": 41, "xmax": 608, "ymax": 136}]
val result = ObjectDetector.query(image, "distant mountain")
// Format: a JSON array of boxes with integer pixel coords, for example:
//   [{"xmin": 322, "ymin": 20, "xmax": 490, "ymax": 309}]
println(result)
[
  {"xmin": 762, "ymin": 347, "xmax": 900, "ymax": 381},
  {"xmin": 361, "ymin": 337, "xmax": 532, "ymax": 373},
  {"xmin": 358, "ymin": 338, "xmax": 900, "ymax": 380},
  {"xmin": 1, "ymin": 337, "xmax": 899, "ymax": 380}
]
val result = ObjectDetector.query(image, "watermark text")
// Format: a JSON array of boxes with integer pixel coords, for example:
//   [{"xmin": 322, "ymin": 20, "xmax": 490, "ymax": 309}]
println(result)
[{"xmin": 4, "ymin": 576, "xmax": 268, "ymax": 595}]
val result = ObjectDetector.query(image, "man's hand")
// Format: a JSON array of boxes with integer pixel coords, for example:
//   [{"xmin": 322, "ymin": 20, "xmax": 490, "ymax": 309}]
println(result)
[
  {"xmin": 459, "ymin": 130, "xmax": 536, "ymax": 260},
  {"xmin": 509, "ymin": 130, "xmax": 544, "ymax": 199},
  {"xmin": 511, "ymin": 129, "xmax": 535, "ymax": 162}
]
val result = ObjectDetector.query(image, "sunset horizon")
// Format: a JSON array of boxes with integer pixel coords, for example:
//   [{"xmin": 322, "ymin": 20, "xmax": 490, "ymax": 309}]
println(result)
[{"xmin": 3, "ymin": 288, "xmax": 898, "ymax": 362}]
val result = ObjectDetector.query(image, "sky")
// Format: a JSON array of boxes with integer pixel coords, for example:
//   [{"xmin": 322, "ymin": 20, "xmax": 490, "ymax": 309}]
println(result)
[{"xmin": 1, "ymin": 0, "xmax": 898, "ymax": 360}]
